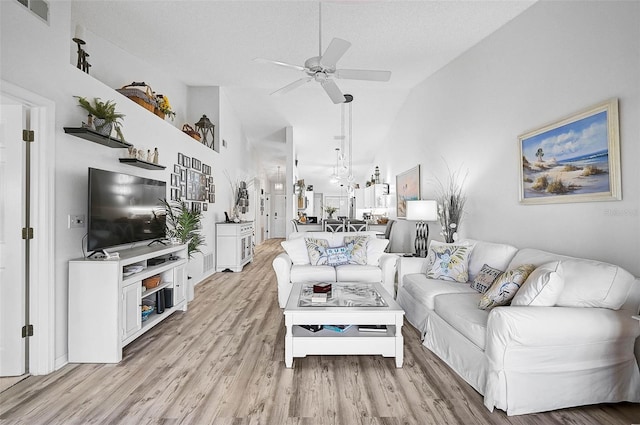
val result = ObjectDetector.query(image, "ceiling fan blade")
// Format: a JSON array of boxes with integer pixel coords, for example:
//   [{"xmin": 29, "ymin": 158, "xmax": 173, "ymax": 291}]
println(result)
[
  {"xmin": 319, "ymin": 38, "xmax": 351, "ymax": 69},
  {"xmin": 321, "ymin": 79, "xmax": 346, "ymax": 104},
  {"xmin": 253, "ymin": 58, "xmax": 305, "ymax": 72},
  {"xmin": 271, "ymin": 77, "xmax": 312, "ymax": 96},
  {"xmin": 335, "ymin": 69, "xmax": 391, "ymax": 82}
]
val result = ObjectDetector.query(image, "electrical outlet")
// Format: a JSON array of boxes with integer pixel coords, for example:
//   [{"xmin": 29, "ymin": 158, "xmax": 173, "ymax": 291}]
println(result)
[{"xmin": 68, "ymin": 214, "xmax": 85, "ymax": 228}]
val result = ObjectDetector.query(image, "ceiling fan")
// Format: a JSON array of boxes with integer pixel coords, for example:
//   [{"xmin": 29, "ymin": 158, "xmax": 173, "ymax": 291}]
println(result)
[{"xmin": 254, "ymin": 3, "xmax": 391, "ymax": 104}]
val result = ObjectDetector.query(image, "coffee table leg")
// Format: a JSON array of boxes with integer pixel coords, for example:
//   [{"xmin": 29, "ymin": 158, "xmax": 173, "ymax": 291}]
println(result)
[
  {"xmin": 395, "ymin": 314, "xmax": 404, "ymax": 368},
  {"xmin": 285, "ymin": 315, "xmax": 293, "ymax": 368}
]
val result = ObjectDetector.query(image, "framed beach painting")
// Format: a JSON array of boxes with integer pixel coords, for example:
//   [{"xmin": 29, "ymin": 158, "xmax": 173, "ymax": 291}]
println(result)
[
  {"xmin": 519, "ymin": 99, "xmax": 621, "ymax": 205},
  {"xmin": 396, "ymin": 165, "xmax": 421, "ymax": 218}
]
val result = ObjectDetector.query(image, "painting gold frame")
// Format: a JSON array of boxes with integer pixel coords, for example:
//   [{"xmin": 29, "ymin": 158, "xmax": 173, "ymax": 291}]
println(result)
[{"xmin": 518, "ymin": 98, "xmax": 621, "ymax": 205}]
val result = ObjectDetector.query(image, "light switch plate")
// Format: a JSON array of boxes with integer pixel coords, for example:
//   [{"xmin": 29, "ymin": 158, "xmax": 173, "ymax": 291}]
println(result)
[{"xmin": 69, "ymin": 214, "xmax": 85, "ymax": 228}]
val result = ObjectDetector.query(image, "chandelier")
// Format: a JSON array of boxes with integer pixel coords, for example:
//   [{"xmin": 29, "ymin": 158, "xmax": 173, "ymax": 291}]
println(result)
[{"xmin": 330, "ymin": 95, "xmax": 355, "ymax": 194}]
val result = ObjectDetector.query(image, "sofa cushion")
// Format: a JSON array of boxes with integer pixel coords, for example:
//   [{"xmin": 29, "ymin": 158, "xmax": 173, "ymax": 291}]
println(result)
[
  {"xmin": 470, "ymin": 264, "xmax": 503, "ymax": 294},
  {"xmin": 326, "ymin": 246, "xmax": 349, "ymax": 266},
  {"xmin": 280, "ymin": 238, "xmax": 310, "ymax": 265},
  {"xmin": 512, "ymin": 261, "xmax": 564, "ymax": 307},
  {"xmin": 343, "ymin": 235, "xmax": 368, "ymax": 265},
  {"xmin": 402, "ymin": 273, "xmax": 477, "ymax": 310},
  {"xmin": 366, "ymin": 238, "xmax": 389, "ymax": 266},
  {"xmin": 426, "ymin": 241, "xmax": 474, "ymax": 283},
  {"xmin": 508, "ymin": 248, "xmax": 635, "ymax": 310},
  {"xmin": 305, "ymin": 237, "xmax": 329, "ymax": 265},
  {"xmin": 478, "ymin": 264, "xmax": 535, "ymax": 310},
  {"xmin": 434, "ymin": 293, "xmax": 489, "ymax": 350},
  {"xmin": 336, "ymin": 264, "xmax": 382, "ymax": 282},
  {"xmin": 465, "ymin": 239, "xmax": 518, "ymax": 282},
  {"xmin": 290, "ymin": 264, "xmax": 336, "ymax": 283}
]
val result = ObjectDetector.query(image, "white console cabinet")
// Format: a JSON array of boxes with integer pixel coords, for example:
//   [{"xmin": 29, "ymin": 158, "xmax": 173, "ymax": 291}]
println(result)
[
  {"xmin": 216, "ymin": 221, "xmax": 254, "ymax": 272},
  {"xmin": 68, "ymin": 243, "xmax": 188, "ymax": 363}
]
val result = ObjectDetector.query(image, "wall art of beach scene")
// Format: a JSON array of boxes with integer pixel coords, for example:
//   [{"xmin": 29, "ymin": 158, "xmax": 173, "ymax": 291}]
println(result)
[{"xmin": 521, "ymin": 110, "xmax": 611, "ymax": 199}]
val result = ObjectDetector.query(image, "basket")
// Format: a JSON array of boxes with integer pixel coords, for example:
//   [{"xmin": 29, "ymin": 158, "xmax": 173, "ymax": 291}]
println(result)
[
  {"xmin": 143, "ymin": 275, "xmax": 161, "ymax": 289},
  {"xmin": 182, "ymin": 124, "xmax": 201, "ymax": 141},
  {"xmin": 116, "ymin": 82, "xmax": 157, "ymax": 112},
  {"xmin": 141, "ymin": 298, "xmax": 155, "ymax": 321}
]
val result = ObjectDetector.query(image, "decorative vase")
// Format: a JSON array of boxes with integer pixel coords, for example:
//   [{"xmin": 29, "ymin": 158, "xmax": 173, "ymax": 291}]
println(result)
[{"xmin": 93, "ymin": 118, "xmax": 113, "ymax": 136}]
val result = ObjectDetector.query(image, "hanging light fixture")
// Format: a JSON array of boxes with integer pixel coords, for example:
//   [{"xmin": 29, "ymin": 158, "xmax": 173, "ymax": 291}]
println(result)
[{"xmin": 274, "ymin": 166, "xmax": 284, "ymax": 190}]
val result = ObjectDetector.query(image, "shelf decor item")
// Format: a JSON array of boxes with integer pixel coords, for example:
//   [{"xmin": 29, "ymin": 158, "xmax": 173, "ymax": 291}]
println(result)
[
  {"xmin": 195, "ymin": 114, "xmax": 215, "ymax": 149},
  {"xmin": 155, "ymin": 94, "xmax": 175, "ymax": 121},
  {"xmin": 116, "ymin": 82, "xmax": 157, "ymax": 113},
  {"xmin": 75, "ymin": 96, "xmax": 125, "ymax": 139},
  {"xmin": 182, "ymin": 124, "xmax": 201, "ymax": 141}
]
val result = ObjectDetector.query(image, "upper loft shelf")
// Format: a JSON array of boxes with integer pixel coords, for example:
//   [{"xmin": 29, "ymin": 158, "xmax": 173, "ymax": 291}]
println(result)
[
  {"xmin": 118, "ymin": 158, "xmax": 166, "ymax": 170},
  {"xmin": 64, "ymin": 127, "xmax": 132, "ymax": 149}
]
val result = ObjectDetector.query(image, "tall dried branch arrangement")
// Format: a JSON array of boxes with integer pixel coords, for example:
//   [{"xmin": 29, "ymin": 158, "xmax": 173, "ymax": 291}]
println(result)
[{"xmin": 435, "ymin": 165, "xmax": 468, "ymax": 243}]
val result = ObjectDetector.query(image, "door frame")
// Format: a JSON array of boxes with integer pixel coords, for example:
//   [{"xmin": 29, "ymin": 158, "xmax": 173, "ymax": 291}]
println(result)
[{"xmin": 2, "ymin": 80, "xmax": 56, "ymax": 375}]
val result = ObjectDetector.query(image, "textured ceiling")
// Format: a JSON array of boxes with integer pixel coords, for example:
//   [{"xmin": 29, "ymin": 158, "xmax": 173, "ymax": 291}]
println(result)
[{"xmin": 71, "ymin": 0, "xmax": 535, "ymax": 186}]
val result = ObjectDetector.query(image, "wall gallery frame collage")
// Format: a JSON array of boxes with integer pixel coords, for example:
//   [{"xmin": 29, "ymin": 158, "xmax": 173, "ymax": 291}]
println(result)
[{"xmin": 172, "ymin": 152, "xmax": 215, "ymax": 212}]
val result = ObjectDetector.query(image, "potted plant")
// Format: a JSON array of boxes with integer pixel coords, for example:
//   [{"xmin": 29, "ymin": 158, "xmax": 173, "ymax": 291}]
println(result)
[
  {"xmin": 75, "ymin": 96, "xmax": 125, "ymax": 139},
  {"xmin": 324, "ymin": 205, "xmax": 338, "ymax": 219},
  {"xmin": 159, "ymin": 198, "xmax": 204, "ymax": 259}
]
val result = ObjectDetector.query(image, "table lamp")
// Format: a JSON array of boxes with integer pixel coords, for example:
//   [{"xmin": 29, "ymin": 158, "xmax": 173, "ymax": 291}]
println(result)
[{"xmin": 406, "ymin": 200, "xmax": 438, "ymax": 257}]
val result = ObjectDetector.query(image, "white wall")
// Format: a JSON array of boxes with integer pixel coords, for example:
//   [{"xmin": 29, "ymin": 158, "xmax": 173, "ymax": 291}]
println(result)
[
  {"xmin": 1, "ymin": 1, "xmax": 259, "ymax": 367},
  {"xmin": 378, "ymin": 1, "xmax": 640, "ymax": 275}
]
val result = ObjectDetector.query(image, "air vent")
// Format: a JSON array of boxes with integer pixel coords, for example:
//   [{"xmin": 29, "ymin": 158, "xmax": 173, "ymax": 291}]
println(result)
[
  {"xmin": 16, "ymin": 0, "xmax": 49, "ymax": 24},
  {"xmin": 203, "ymin": 253, "xmax": 214, "ymax": 273}
]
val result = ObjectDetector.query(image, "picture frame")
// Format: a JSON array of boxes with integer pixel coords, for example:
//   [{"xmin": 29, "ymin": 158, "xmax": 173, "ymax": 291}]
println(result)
[
  {"xmin": 174, "ymin": 164, "xmax": 181, "ymax": 174},
  {"xmin": 183, "ymin": 155, "xmax": 191, "ymax": 168},
  {"xmin": 180, "ymin": 169, "xmax": 187, "ymax": 182},
  {"xmin": 396, "ymin": 165, "xmax": 420, "ymax": 218},
  {"xmin": 209, "ymin": 193, "xmax": 215, "ymax": 203},
  {"xmin": 202, "ymin": 202, "xmax": 208, "ymax": 211},
  {"xmin": 519, "ymin": 98, "xmax": 621, "ymax": 205},
  {"xmin": 170, "ymin": 174, "xmax": 178, "ymax": 187},
  {"xmin": 177, "ymin": 152, "xmax": 184, "ymax": 165}
]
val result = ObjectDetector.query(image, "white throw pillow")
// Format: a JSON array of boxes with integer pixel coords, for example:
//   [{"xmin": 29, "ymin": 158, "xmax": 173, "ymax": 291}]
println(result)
[
  {"xmin": 512, "ymin": 261, "xmax": 564, "ymax": 306},
  {"xmin": 366, "ymin": 238, "xmax": 389, "ymax": 266},
  {"xmin": 280, "ymin": 238, "xmax": 310, "ymax": 265}
]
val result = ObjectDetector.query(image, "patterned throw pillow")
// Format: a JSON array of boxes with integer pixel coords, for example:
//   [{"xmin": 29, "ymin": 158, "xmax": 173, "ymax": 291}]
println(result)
[
  {"xmin": 425, "ymin": 243, "xmax": 474, "ymax": 283},
  {"xmin": 343, "ymin": 236, "xmax": 368, "ymax": 265},
  {"xmin": 305, "ymin": 238, "xmax": 329, "ymax": 266},
  {"xmin": 326, "ymin": 246, "xmax": 350, "ymax": 266},
  {"xmin": 471, "ymin": 264, "xmax": 503, "ymax": 293},
  {"xmin": 478, "ymin": 264, "xmax": 536, "ymax": 310}
]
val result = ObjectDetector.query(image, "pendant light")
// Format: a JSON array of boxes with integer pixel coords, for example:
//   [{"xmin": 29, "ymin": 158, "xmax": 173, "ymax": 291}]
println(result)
[{"xmin": 274, "ymin": 166, "xmax": 283, "ymax": 190}]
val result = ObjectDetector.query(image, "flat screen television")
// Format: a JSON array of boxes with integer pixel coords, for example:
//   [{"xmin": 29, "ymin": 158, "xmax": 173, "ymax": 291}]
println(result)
[{"xmin": 88, "ymin": 168, "xmax": 167, "ymax": 252}]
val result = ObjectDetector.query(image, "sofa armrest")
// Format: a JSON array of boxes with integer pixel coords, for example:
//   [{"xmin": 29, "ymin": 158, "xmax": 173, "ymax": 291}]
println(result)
[
  {"xmin": 272, "ymin": 253, "xmax": 293, "ymax": 308},
  {"xmin": 484, "ymin": 306, "xmax": 640, "ymax": 412},
  {"xmin": 397, "ymin": 256, "xmax": 430, "ymax": 290},
  {"xmin": 379, "ymin": 253, "xmax": 399, "ymax": 297}
]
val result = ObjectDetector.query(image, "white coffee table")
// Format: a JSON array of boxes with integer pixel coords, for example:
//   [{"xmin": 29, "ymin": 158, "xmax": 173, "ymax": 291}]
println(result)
[{"xmin": 283, "ymin": 282, "xmax": 405, "ymax": 368}]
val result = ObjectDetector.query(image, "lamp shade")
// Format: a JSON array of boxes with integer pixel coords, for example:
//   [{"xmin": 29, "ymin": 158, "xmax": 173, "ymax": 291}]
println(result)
[{"xmin": 406, "ymin": 200, "xmax": 438, "ymax": 221}]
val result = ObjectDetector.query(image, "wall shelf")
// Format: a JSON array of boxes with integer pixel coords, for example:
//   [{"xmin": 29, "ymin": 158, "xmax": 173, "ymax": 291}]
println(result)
[
  {"xmin": 64, "ymin": 126, "xmax": 132, "ymax": 149},
  {"xmin": 118, "ymin": 158, "xmax": 166, "ymax": 170}
]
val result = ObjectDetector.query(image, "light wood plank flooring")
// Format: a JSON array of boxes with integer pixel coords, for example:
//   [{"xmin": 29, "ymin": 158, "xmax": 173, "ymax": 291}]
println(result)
[{"xmin": 1, "ymin": 239, "xmax": 638, "ymax": 424}]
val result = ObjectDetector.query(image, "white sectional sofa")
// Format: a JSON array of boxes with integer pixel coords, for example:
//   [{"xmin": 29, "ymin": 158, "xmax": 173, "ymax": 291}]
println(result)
[
  {"xmin": 396, "ymin": 239, "xmax": 640, "ymax": 416},
  {"xmin": 273, "ymin": 231, "xmax": 398, "ymax": 308}
]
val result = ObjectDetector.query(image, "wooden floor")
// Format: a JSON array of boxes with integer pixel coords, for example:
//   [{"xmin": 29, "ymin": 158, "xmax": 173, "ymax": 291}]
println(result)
[{"xmin": 1, "ymin": 239, "xmax": 638, "ymax": 424}]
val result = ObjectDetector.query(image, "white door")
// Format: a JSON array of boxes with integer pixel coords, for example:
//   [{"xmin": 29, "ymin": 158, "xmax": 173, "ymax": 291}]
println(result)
[
  {"xmin": 0, "ymin": 103, "xmax": 26, "ymax": 376},
  {"xmin": 271, "ymin": 194, "xmax": 286, "ymax": 238}
]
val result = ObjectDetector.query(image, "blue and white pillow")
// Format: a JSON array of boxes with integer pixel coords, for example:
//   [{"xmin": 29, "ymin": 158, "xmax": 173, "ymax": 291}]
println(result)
[
  {"xmin": 305, "ymin": 238, "xmax": 329, "ymax": 265},
  {"xmin": 326, "ymin": 246, "xmax": 350, "ymax": 266},
  {"xmin": 343, "ymin": 236, "xmax": 368, "ymax": 265}
]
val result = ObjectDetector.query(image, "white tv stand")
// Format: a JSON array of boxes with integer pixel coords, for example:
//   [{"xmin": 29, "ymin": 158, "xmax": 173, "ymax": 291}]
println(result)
[{"xmin": 68, "ymin": 243, "xmax": 188, "ymax": 363}]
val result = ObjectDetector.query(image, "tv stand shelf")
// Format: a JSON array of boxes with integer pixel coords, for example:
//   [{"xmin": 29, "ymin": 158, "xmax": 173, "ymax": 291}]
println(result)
[
  {"xmin": 64, "ymin": 126, "xmax": 132, "ymax": 149},
  {"xmin": 68, "ymin": 243, "xmax": 189, "ymax": 363}
]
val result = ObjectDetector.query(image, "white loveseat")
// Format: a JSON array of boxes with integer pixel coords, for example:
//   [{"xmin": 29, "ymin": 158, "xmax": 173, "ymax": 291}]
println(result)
[
  {"xmin": 273, "ymin": 231, "xmax": 398, "ymax": 308},
  {"xmin": 396, "ymin": 239, "xmax": 640, "ymax": 416}
]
